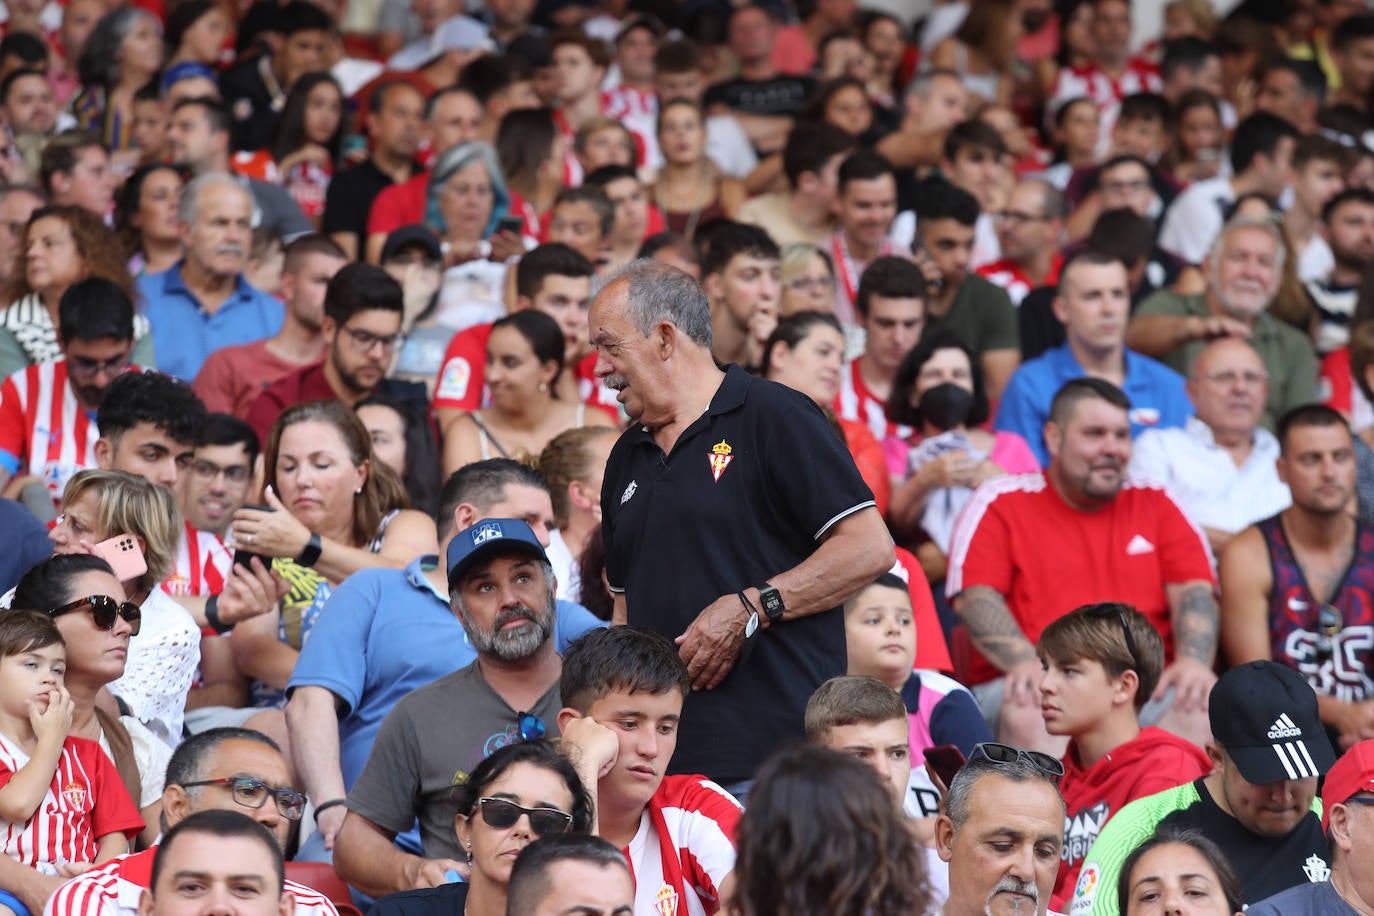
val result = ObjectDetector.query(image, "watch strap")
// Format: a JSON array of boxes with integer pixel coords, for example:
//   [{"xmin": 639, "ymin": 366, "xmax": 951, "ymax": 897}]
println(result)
[{"xmin": 296, "ymin": 532, "xmax": 323, "ymax": 568}]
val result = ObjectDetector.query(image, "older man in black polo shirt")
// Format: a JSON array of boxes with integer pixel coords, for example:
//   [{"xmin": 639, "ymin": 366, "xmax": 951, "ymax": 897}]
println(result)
[{"xmin": 591, "ymin": 259, "xmax": 895, "ymax": 794}]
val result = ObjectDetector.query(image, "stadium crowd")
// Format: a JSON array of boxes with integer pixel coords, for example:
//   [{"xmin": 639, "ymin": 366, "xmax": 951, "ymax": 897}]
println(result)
[{"xmin": 0, "ymin": 0, "xmax": 1373, "ymax": 912}]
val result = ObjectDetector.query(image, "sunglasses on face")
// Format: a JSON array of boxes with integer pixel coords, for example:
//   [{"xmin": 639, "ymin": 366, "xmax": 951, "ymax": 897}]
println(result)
[
  {"xmin": 48, "ymin": 595, "xmax": 141, "ymax": 636},
  {"xmin": 477, "ymin": 797, "xmax": 573, "ymax": 837},
  {"xmin": 969, "ymin": 742, "xmax": 1065, "ymax": 784}
]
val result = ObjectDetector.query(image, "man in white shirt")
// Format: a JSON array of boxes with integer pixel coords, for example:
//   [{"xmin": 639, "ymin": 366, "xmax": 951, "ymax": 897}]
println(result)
[
  {"xmin": 1128, "ymin": 337, "xmax": 1290, "ymax": 553},
  {"xmin": 1158, "ymin": 112, "xmax": 1298, "ymax": 264}
]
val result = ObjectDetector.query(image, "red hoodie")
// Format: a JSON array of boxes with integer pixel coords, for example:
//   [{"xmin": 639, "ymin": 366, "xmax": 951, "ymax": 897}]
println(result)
[{"xmin": 1051, "ymin": 727, "xmax": 1212, "ymax": 910}]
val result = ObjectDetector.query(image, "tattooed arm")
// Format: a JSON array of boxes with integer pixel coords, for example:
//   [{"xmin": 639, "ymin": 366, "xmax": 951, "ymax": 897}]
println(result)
[
  {"xmin": 954, "ymin": 585, "xmax": 1041, "ymax": 705},
  {"xmin": 1157, "ymin": 579, "xmax": 1219, "ymax": 713}
]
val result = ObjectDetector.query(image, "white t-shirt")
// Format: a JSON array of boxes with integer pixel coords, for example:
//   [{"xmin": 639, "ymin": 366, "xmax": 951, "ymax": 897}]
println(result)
[{"xmin": 1157, "ymin": 176, "xmax": 1234, "ymax": 265}]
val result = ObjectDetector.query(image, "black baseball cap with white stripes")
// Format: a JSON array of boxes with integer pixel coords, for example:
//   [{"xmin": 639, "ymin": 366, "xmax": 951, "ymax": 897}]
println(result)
[{"xmin": 1209, "ymin": 660, "xmax": 1337, "ymax": 785}]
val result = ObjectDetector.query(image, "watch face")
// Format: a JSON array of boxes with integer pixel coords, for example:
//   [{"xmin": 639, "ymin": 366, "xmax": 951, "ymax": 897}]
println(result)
[{"xmin": 762, "ymin": 588, "xmax": 784, "ymax": 616}]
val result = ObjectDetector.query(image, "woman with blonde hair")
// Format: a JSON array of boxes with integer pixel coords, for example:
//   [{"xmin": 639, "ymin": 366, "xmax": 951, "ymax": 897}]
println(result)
[
  {"xmin": 46, "ymin": 469, "xmax": 200, "ymax": 749},
  {"xmin": 537, "ymin": 426, "xmax": 618, "ymax": 602},
  {"xmin": 0, "ymin": 205, "xmax": 151, "ymax": 378}
]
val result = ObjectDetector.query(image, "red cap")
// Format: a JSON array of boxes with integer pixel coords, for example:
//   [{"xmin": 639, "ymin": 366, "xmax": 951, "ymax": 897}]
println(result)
[{"xmin": 1322, "ymin": 740, "xmax": 1374, "ymax": 832}]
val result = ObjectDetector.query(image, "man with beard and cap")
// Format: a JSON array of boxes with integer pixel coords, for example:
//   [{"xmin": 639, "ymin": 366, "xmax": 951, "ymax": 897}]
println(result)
[
  {"xmin": 948, "ymin": 377, "xmax": 1218, "ymax": 752},
  {"xmin": 1071, "ymin": 661, "xmax": 1337, "ymax": 915},
  {"xmin": 333, "ymin": 518, "xmax": 564, "ymax": 899},
  {"xmin": 937, "ymin": 743, "xmax": 1067, "ymax": 916},
  {"xmin": 0, "ymin": 277, "xmax": 140, "ymax": 506}
]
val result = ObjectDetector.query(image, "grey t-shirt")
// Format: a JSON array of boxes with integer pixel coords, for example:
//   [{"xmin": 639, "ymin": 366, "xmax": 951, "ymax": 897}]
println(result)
[
  {"xmin": 1248, "ymin": 880, "xmax": 1359, "ymax": 915},
  {"xmin": 344, "ymin": 661, "xmax": 562, "ymax": 858},
  {"xmin": 245, "ymin": 178, "xmax": 313, "ymax": 243}
]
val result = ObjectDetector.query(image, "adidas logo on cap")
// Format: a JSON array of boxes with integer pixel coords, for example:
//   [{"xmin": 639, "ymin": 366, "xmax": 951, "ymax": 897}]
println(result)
[{"xmin": 1268, "ymin": 713, "xmax": 1303, "ymax": 740}]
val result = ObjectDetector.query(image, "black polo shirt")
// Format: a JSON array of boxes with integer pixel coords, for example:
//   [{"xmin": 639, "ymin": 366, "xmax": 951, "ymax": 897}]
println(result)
[
  {"xmin": 703, "ymin": 75, "xmax": 815, "ymax": 116},
  {"xmin": 322, "ymin": 158, "xmax": 415, "ymax": 245},
  {"xmin": 600, "ymin": 364, "xmax": 875, "ymax": 783}
]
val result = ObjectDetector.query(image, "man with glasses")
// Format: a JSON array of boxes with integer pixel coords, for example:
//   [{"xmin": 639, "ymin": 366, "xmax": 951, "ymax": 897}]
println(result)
[
  {"xmin": 1250, "ymin": 738, "xmax": 1374, "ymax": 914},
  {"xmin": 1128, "ymin": 216, "xmax": 1319, "ymax": 432},
  {"xmin": 1220, "ymin": 405, "xmax": 1374, "ymax": 750},
  {"xmin": 246, "ymin": 263, "xmax": 426, "ymax": 444},
  {"xmin": 45, "ymin": 727, "xmax": 341, "ymax": 916},
  {"xmin": 977, "ymin": 179, "xmax": 1065, "ymax": 307},
  {"xmin": 0, "ymin": 278, "xmax": 138, "ymax": 507},
  {"xmin": 194, "ymin": 235, "xmax": 347, "ymax": 420},
  {"xmin": 333, "ymin": 519, "xmax": 564, "ymax": 898},
  {"xmin": 1037, "ymin": 604, "xmax": 1210, "ymax": 911},
  {"xmin": 1128, "ymin": 338, "xmax": 1291, "ymax": 554},
  {"xmin": 937, "ymin": 742, "xmax": 1066, "ymax": 916},
  {"xmin": 1071, "ymin": 661, "xmax": 1336, "ymax": 915}
]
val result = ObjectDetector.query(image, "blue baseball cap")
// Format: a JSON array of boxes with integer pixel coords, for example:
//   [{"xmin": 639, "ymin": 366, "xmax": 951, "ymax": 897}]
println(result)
[{"xmin": 446, "ymin": 519, "xmax": 547, "ymax": 590}]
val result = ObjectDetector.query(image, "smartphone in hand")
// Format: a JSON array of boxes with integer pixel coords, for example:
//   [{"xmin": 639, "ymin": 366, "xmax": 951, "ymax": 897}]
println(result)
[{"xmin": 93, "ymin": 534, "xmax": 147, "ymax": 581}]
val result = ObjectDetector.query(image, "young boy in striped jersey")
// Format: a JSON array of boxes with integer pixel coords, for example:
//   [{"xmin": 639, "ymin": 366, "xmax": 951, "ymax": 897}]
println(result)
[
  {"xmin": 557, "ymin": 627, "xmax": 740, "ymax": 916},
  {"xmin": 0, "ymin": 612, "xmax": 143, "ymax": 916}
]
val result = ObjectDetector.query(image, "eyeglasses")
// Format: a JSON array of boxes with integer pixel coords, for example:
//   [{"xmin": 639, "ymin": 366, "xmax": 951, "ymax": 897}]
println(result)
[
  {"xmin": 191, "ymin": 459, "xmax": 250, "ymax": 484},
  {"xmin": 1315, "ymin": 603, "xmax": 1344, "ymax": 663},
  {"xmin": 67, "ymin": 354, "xmax": 131, "ymax": 380},
  {"xmin": 1200, "ymin": 369, "xmax": 1270, "ymax": 387},
  {"xmin": 995, "ymin": 210, "xmax": 1050, "ymax": 226},
  {"xmin": 341, "ymin": 326, "xmax": 404, "ymax": 354},
  {"xmin": 178, "ymin": 776, "xmax": 306, "ymax": 820},
  {"xmin": 49, "ymin": 595, "xmax": 141, "ymax": 636},
  {"xmin": 517, "ymin": 712, "xmax": 546, "ymax": 741},
  {"xmin": 968, "ymin": 742, "xmax": 1065, "ymax": 784},
  {"xmin": 477, "ymin": 797, "xmax": 573, "ymax": 836},
  {"xmin": 1086, "ymin": 604, "xmax": 1139, "ymax": 671}
]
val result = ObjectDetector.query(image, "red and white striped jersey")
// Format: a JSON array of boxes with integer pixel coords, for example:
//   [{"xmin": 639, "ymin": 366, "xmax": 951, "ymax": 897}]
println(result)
[
  {"xmin": 601, "ymin": 86, "xmax": 657, "ymax": 122},
  {"xmin": 160, "ymin": 522, "xmax": 231, "ymax": 599},
  {"xmin": 0, "ymin": 732, "xmax": 143, "ymax": 870},
  {"xmin": 977, "ymin": 255, "xmax": 1064, "ymax": 307},
  {"xmin": 623, "ymin": 775, "xmax": 740, "ymax": 916},
  {"xmin": 43, "ymin": 846, "xmax": 341, "ymax": 916},
  {"xmin": 835, "ymin": 360, "xmax": 912, "ymax": 443},
  {"xmin": 1048, "ymin": 58, "xmax": 1162, "ymax": 112},
  {"xmin": 0, "ymin": 360, "xmax": 101, "ymax": 505}
]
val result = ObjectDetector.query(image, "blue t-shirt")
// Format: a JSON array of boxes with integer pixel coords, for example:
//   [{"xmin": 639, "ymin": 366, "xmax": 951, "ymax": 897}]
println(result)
[
  {"xmin": 138, "ymin": 262, "xmax": 284, "ymax": 381},
  {"xmin": 286, "ymin": 556, "xmax": 605, "ymax": 789},
  {"xmin": 993, "ymin": 344, "xmax": 1193, "ymax": 466}
]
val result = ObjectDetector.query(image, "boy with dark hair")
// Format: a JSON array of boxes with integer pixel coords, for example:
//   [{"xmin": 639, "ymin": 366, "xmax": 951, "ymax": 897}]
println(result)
[
  {"xmin": 433, "ymin": 243, "xmax": 610, "ymax": 431},
  {"xmin": 736, "ymin": 121, "xmax": 854, "ymax": 245},
  {"xmin": 652, "ymin": 39, "xmax": 758, "ymax": 178},
  {"xmin": 218, "ymin": 1, "xmax": 332, "ymax": 151},
  {"xmin": 95, "ymin": 369, "xmax": 207, "ymax": 491},
  {"xmin": 0, "ymin": 610, "xmax": 143, "ymax": 914},
  {"xmin": 1038, "ymin": 602, "xmax": 1210, "ymax": 911},
  {"xmin": 0, "ymin": 277, "xmax": 143, "ymax": 502},
  {"xmin": 836, "ymin": 257, "xmax": 926, "ymax": 441},
  {"xmin": 1110, "ymin": 93, "xmax": 1170, "ymax": 163},
  {"xmin": 1329, "ymin": 14, "xmax": 1374, "ymax": 110},
  {"xmin": 700, "ymin": 221, "xmax": 781, "ymax": 367},
  {"xmin": 915, "ymin": 179, "xmax": 1020, "ymax": 400},
  {"xmin": 583, "ymin": 165, "xmax": 660, "ymax": 274},
  {"xmin": 557, "ymin": 626, "xmax": 740, "ymax": 916},
  {"xmin": 548, "ymin": 185, "xmax": 615, "ymax": 269},
  {"xmin": 1285, "ymin": 133, "xmax": 1350, "ymax": 282}
]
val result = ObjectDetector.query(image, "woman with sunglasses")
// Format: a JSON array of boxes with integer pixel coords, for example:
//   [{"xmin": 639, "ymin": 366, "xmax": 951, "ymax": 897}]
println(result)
[
  {"xmin": 45, "ymin": 470, "xmax": 198, "ymax": 752},
  {"xmin": 11, "ymin": 553, "xmax": 168, "ymax": 846},
  {"xmin": 370, "ymin": 741, "xmax": 591, "ymax": 916}
]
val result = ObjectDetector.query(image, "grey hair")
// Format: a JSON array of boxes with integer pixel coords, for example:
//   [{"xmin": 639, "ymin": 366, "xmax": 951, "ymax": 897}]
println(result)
[
  {"xmin": 944, "ymin": 754, "xmax": 1065, "ymax": 833},
  {"xmin": 79, "ymin": 7, "xmax": 159, "ymax": 88},
  {"xmin": 603, "ymin": 258, "xmax": 713, "ymax": 349},
  {"xmin": 178, "ymin": 172, "xmax": 259, "ymax": 227},
  {"xmin": 904, "ymin": 67, "xmax": 961, "ymax": 101},
  {"xmin": 1207, "ymin": 214, "xmax": 1287, "ymax": 280}
]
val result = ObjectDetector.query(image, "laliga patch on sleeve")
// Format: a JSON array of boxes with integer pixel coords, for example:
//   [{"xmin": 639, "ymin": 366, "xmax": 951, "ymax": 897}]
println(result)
[
  {"xmin": 436, "ymin": 357, "xmax": 472, "ymax": 401},
  {"xmin": 1070, "ymin": 864, "xmax": 1098, "ymax": 915}
]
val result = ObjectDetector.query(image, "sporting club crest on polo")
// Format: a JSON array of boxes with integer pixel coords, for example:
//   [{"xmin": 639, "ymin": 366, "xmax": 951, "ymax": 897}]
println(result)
[{"xmin": 708, "ymin": 439, "xmax": 734, "ymax": 483}]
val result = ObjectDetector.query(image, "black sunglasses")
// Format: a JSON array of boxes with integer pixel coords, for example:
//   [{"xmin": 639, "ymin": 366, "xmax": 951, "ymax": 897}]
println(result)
[
  {"xmin": 969, "ymin": 742, "xmax": 1065, "ymax": 784},
  {"xmin": 178, "ymin": 776, "xmax": 306, "ymax": 820},
  {"xmin": 1315, "ymin": 604, "xmax": 1344, "ymax": 663},
  {"xmin": 1086, "ymin": 604, "xmax": 1139, "ymax": 670},
  {"xmin": 478, "ymin": 797, "xmax": 573, "ymax": 837},
  {"xmin": 49, "ymin": 595, "xmax": 141, "ymax": 636}
]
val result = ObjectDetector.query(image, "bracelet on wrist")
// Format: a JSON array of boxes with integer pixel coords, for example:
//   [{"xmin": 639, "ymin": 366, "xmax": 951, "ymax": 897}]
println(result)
[
  {"xmin": 204, "ymin": 594, "xmax": 233, "ymax": 635},
  {"xmin": 313, "ymin": 799, "xmax": 348, "ymax": 817}
]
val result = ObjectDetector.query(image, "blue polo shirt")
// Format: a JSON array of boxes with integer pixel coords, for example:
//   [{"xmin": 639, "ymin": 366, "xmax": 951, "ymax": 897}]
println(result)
[
  {"xmin": 138, "ymin": 262, "xmax": 283, "ymax": 381},
  {"xmin": 993, "ymin": 343, "xmax": 1193, "ymax": 466}
]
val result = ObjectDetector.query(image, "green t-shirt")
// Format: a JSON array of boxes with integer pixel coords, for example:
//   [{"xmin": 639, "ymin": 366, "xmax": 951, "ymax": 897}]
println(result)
[{"xmin": 927, "ymin": 273, "xmax": 1019, "ymax": 354}]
